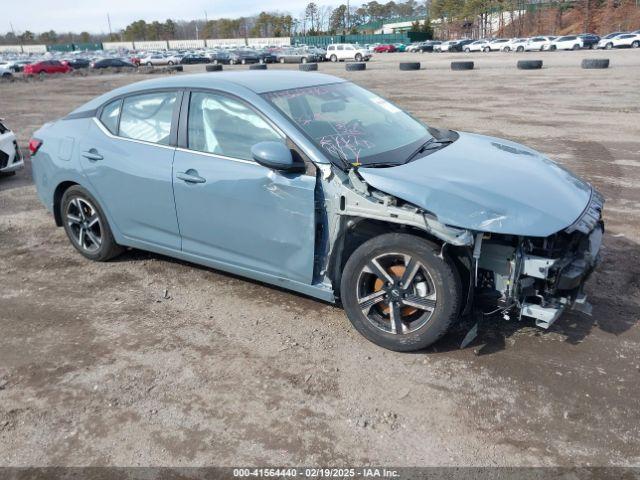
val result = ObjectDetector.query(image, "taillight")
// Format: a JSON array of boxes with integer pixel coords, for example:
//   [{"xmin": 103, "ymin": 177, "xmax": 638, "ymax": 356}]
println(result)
[{"xmin": 28, "ymin": 138, "xmax": 42, "ymax": 155}]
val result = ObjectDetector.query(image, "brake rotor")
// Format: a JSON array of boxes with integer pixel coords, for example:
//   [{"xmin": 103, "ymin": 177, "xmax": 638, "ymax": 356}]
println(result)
[{"xmin": 373, "ymin": 264, "xmax": 418, "ymax": 317}]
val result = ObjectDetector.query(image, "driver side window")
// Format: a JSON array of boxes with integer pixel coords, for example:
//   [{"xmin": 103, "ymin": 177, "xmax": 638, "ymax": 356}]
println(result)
[{"xmin": 187, "ymin": 92, "xmax": 283, "ymax": 161}]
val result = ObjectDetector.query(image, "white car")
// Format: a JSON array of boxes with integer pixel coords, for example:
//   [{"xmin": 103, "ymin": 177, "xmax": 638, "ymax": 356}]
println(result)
[
  {"xmin": 0, "ymin": 64, "xmax": 13, "ymax": 78},
  {"xmin": 502, "ymin": 38, "xmax": 528, "ymax": 52},
  {"xmin": 325, "ymin": 43, "xmax": 371, "ymax": 62},
  {"xmin": 549, "ymin": 35, "xmax": 584, "ymax": 50},
  {"xmin": 463, "ymin": 40, "xmax": 490, "ymax": 52},
  {"xmin": 597, "ymin": 32, "xmax": 626, "ymax": 49},
  {"xmin": 483, "ymin": 39, "xmax": 510, "ymax": 51},
  {"xmin": 601, "ymin": 33, "xmax": 640, "ymax": 49},
  {"xmin": 525, "ymin": 36, "xmax": 555, "ymax": 51},
  {"xmin": 0, "ymin": 119, "xmax": 23, "ymax": 176}
]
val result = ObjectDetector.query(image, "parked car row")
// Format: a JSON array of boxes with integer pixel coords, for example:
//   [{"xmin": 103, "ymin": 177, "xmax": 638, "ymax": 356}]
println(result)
[{"xmin": 393, "ymin": 30, "xmax": 640, "ymax": 54}]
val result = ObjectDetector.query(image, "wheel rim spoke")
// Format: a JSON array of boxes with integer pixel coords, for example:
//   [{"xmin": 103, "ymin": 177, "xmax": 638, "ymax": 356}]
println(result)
[
  {"xmin": 66, "ymin": 214, "xmax": 81, "ymax": 225},
  {"xmin": 87, "ymin": 215, "xmax": 100, "ymax": 228},
  {"xmin": 400, "ymin": 256, "xmax": 420, "ymax": 286},
  {"xmin": 389, "ymin": 301, "xmax": 405, "ymax": 334},
  {"xmin": 401, "ymin": 293, "xmax": 436, "ymax": 311},
  {"xmin": 358, "ymin": 290, "xmax": 386, "ymax": 313},
  {"xmin": 85, "ymin": 229, "xmax": 102, "ymax": 247},
  {"xmin": 77, "ymin": 226, "xmax": 85, "ymax": 248},
  {"xmin": 366, "ymin": 258, "xmax": 394, "ymax": 284}
]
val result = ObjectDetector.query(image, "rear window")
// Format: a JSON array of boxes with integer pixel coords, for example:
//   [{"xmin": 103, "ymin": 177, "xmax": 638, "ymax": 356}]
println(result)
[{"xmin": 119, "ymin": 91, "xmax": 177, "ymax": 145}]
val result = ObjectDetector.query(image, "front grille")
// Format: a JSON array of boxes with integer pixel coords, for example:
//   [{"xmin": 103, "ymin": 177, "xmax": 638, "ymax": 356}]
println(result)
[{"xmin": 565, "ymin": 189, "xmax": 604, "ymax": 235}]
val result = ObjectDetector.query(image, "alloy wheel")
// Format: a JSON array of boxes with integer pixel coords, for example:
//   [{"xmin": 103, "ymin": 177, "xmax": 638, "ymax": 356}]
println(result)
[
  {"xmin": 356, "ymin": 253, "xmax": 437, "ymax": 335},
  {"xmin": 65, "ymin": 197, "xmax": 102, "ymax": 253}
]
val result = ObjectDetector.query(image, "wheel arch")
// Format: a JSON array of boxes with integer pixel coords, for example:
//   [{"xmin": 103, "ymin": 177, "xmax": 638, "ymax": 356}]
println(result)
[{"xmin": 52, "ymin": 180, "xmax": 79, "ymax": 226}]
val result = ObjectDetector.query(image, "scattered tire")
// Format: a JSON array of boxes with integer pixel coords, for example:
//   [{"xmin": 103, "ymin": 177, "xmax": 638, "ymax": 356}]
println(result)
[
  {"xmin": 581, "ymin": 58, "xmax": 609, "ymax": 69},
  {"xmin": 206, "ymin": 64, "xmax": 223, "ymax": 72},
  {"xmin": 168, "ymin": 65, "xmax": 183, "ymax": 72},
  {"xmin": 249, "ymin": 64, "xmax": 267, "ymax": 70},
  {"xmin": 399, "ymin": 62, "xmax": 420, "ymax": 71},
  {"xmin": 346, "ymin": 62, "xmax": 366, "ymax": 71},
  {"xmin": 517, "ymin": 60, "xmax": 543, "ymax": 70},
  {"xmin": 451, "ymin": 61, "xmax": 474, "ymax": 71},
  {"xmin": 299, "ymin": 62, "xmax": 318, "ymax": 71}
]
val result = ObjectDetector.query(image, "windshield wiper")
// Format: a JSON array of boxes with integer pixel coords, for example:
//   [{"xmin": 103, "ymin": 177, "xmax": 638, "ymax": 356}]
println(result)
[{"xmin": 405, "ymin": 137, "xmax": 454, "ymax": 163}]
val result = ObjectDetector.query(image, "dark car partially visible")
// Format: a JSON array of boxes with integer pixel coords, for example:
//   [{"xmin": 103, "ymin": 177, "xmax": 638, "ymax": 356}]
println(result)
[{"xmin": 91, "ymin": 58, "xmax": 136, "ymax": 69}]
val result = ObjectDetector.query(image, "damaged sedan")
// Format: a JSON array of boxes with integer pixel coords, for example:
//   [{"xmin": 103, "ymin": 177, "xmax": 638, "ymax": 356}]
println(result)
[{"xmin": 30, "ymin": 72, "xmax": 604, "ymax": 351}]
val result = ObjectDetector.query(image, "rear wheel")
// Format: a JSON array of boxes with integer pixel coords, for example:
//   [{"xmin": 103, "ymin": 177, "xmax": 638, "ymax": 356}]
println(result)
[
  {"xmin": 279, "ymin": 57, "xmax": 285, "ymax": 64},
  {"xmin": 464, "ymin": 47, "xmax": 470, "ymax": 53},
  {"xmin": 340, "ymin": 233, "xmax": 461, "ymax": 352},
  {"xmin": 483, "ymin": 46, "xmax": 490, "ymax": 52},
  {"xmin": 572, "ymin": 44, "xmax": 580, "ymax": 50},
  {"xmin": 60, "ymin": 186, "xmax": 123, "ymax": 262},
  {"xmin": 517, "ymin": 46, "xmax": 524, "ymax": 52}
]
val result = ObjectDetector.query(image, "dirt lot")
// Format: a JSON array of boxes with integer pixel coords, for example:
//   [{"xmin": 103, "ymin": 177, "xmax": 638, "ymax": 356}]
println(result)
[{"xmin": 1, "ymin": 50, "xmax": 639, "ymax": 467}]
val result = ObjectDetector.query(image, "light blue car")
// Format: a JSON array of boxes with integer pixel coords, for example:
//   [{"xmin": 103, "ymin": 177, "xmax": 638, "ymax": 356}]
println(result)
[{"xmin": 30, "ymin": 71, "xmax": 604, "ymax": 351}]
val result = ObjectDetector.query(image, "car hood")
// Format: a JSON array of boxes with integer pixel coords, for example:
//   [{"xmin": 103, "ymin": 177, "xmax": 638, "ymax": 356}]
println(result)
[{"xmin": 358, "ymin": 132, "xmax": 592, "ymax": 237}]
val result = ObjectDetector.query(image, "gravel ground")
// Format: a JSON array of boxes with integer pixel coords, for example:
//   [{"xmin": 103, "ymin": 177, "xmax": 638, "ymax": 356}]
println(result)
[{"xmin": 0, "ymin": 49, "xmax": 639, "ymax": 467}]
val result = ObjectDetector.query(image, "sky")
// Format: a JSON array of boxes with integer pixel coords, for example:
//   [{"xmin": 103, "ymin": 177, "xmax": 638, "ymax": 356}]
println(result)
[{"xmin": 4, "ymin": 0, "xmax": 347, "ymax": 34}]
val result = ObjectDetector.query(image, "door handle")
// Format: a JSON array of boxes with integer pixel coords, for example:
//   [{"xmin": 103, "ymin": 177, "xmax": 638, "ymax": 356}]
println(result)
[
  {"xmin": 82, "ymin": 149, "xmax": 103, "ymax": 161},
  {"xmin": 176, "ymin": 171, "xmax": 206, "ymax": 184}
]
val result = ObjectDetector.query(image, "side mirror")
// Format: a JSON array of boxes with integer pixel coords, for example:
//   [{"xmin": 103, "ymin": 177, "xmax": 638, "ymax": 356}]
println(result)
[{"xmin": 251, "ymin": 141, "xmax": 301, "ymax": 172}]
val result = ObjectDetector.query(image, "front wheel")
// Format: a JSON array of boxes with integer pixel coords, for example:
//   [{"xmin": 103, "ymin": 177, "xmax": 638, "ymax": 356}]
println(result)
[
  {"xmin": 605, "ymin": 43, "xmax": 613, "ymax": 50},
  {"xmin": 517, "ymin": 46, "xmax": 524, "ymax": 52},
  {"xmin": 464, "ymin": 48, "xmax": 470, "ymax": 53},
  {"xmin": 279, "ymin": 57, "xmax": 285, "ymax": 64},
  {"xmin": 340, "ymin": 233, "xmax": 461, "ymax": 352},
  {"xmin": 355, "ymin": 53, "xmax": 362, "ymax": 61},
  {"xmin": 60, "ymin": 185, "xmax": 123, "ymax": 262},
  {"xmin": 632, "ymin": 41, "xmax": 639, "ymax": 48},
  {"xmin": 330, "ymin": 54, "xmax": 338, "ymax": 62}
]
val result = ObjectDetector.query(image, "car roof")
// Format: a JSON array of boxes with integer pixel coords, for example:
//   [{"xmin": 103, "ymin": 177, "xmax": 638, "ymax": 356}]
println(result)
[{"xmin": 71, "ymin": 71, "xmax": 346, "ymax": 113}]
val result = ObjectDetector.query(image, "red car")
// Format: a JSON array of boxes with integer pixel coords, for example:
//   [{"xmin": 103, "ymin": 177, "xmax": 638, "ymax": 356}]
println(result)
[
  {"xmin": 23, "ymin": 60, "xmax": 72, "ymax": 76},
  {"xmin": 373, "ymin": 44, "xmax": 397, "ymax": 53}
]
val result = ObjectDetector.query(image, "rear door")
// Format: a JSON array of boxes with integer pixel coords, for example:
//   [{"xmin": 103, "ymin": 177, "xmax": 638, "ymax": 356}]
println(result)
[
  {"xmin": 172, "ymin": 90, "xmax": 317, "ymax": 284},
  {"xmin": 79, "ymin": 90, "xmax": 182, "ymax": 249}
]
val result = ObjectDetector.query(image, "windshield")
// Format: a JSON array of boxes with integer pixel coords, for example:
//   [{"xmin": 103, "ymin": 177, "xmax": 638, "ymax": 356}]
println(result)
[{"xmin": 262, "ymin": 82, "xmax": 431, "ymax": 167}]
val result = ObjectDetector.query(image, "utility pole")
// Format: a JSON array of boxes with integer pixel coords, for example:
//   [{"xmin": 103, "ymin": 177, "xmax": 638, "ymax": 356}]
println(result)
[
  {"xmin": 346, "ymin": 0, "xmax": 350, "ymax": 30},
  {"xmin": 107, "ymin": 13, "xmax": 113, "ymax": 40}
]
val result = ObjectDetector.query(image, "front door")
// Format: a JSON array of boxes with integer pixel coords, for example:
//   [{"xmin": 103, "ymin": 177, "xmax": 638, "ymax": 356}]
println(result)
[
  {"xmin": 172, "ymin": 91, "xmax": 317, "ymax": 284},
  {"xmin": 79, "ymin": 90, "xmax": 181, "ymax": 249}
]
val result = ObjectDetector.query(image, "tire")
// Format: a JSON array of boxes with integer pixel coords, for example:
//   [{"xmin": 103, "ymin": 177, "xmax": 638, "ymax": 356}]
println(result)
[
  {"xmin": 299, "ymin": 62, "xmax": 318, "ymax": 71},
  {"xmin": 464, "ymin": 48, "xmax": 470, "ymax": 53},
  {"xmin": 146, "ymin": 62, "xmax": 153, "ymax": 66},
  {"xmin": 516, "ymin": 46, "xmax": 524, "ymax": 52},
  {"xmin": 581, "ymin": 58, "xmax": 609, "ymax": 69},
  {"xmin": 503, "ymin": 46, "xmax": 510, "ymax": 52},
  {"xmin": 168, "ymin": 65, "xmax": 183, "ymax": 72},
  {"xmin": 301, "ymin": 57, "xmax": 308, "ymax": 63},
  {"xmin": 605, "ymin": 43, "xmax": 613, "ymax": 50},
  {"xmin": 168, "ymin": 61, "xmax": 174, "ymax": 65},
  {"xmin": 399, "ymin": 62, "xmax": 420, "ymax": 71},
  {"xmin": 340, "ymin": 233, "xmax": 461, "ymax": 352},
  {"xmin": 346, "ymin": 62, "xmax": 366, "ymax": 71},
  {"xmin": 60, "ymin": 185, "xmax": 123, "ymax": 262},
  {"xmin": 517, "ymin": 59, "xmax": 543, "ymax": 70},
  {"xmin": 229, "ymin": 59, "xmax": 236, "ymax": 65},
  {"xmin": 572, "ymin": 44, "xmax": 580, "ymax": 50},
  {"xmin": 249, "ymin": 63, "xmax": 266, "ymax": 70},
  {"xmin": 213, "ymin": 59, "xmax": 219, "ymax": 65},
  {"xmin": 632, "ymin": 41, "xmax": 639, "ymax": 48},
  {"xmin": 355, "ymin": 53, "xmax": 363, "ymax": 62},
  {"xmin": 483, "ymin": 46, "xmax": 490, "ymax": 52},
  {"xmin": 451, "ymin": 61, "xmax": 474, "ymax": 71},
  {"xmin": 279, "ymin": 57, "xmax": 285, "ymax": 64},
  {"xmin": 330, "ymin": 54, "xmax": 338, "ymax": 62},
  {"xmin": 206, "ymin": 64, "xmax": 223, "ymax": 72},
  {"xmin": 550, "ymin": 45, "xmax": 557, "ymax": 51},
  {"xmin": 241, "ymin": 59, "xmax": 246, "ymax": 65}
]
